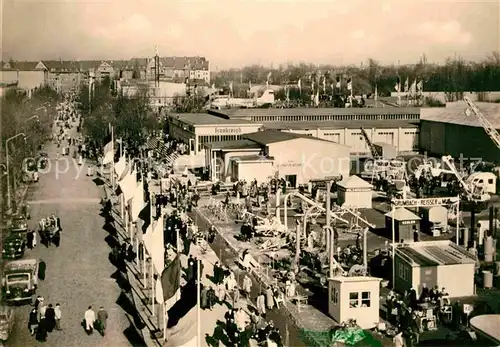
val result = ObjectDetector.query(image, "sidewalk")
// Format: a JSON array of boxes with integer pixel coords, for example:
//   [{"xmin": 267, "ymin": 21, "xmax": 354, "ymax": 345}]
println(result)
[{"xmin": 103, "ymin": 182, "xmax": 259, "ymax": 347}]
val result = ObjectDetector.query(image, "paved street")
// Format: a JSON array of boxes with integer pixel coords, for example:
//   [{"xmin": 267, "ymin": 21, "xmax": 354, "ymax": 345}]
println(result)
[{"xmin": 6, "ymin": 125, "xmax": 131, "ymax": 346}]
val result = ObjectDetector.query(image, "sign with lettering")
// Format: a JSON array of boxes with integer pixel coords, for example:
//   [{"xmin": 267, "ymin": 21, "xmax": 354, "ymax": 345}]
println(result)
[
  {"xmin": 215, "ymin": 127, "xmax": 242, "ymax": 134},
  {"xmin": 278, "ymin": 162, "xmax": 301, "ymax": 168},
  {"xmin": 345, "ymin": 188, "xmax": 371, "ymax": 192},
  {"xmin": 391, "ymin": 196, "xmax": 459, "ymax": 207}
]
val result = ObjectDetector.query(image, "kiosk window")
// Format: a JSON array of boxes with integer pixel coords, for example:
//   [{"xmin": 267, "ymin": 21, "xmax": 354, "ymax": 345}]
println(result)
[
  {"xmin": 349, "ymin": 292, "xmax": 359, "ymax": 308},
  {"xmin": 332, "ymin": 288, "xmax": 339, "ymax": 305},
  {"xmin": 361, "ymin": 291, "xmax": 371, "ymax": 307}
]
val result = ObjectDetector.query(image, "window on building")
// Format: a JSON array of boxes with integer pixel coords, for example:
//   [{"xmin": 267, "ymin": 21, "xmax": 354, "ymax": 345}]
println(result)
[
  {"xmin": 361, "ymin": 291, "xmax": 371, "ymax": 307},
  {"xmin": 332, "ymin": 287, "xmax": 339, "ymax": 305},
  {"xmin": 349, "ymin": 292, "xmax": 359, "ymax": 308}
]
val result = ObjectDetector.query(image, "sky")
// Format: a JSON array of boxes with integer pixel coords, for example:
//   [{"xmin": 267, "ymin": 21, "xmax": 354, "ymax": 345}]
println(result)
[{"xmin": 1, "ymin": 0, "xmax": 499, "ymax": 69}]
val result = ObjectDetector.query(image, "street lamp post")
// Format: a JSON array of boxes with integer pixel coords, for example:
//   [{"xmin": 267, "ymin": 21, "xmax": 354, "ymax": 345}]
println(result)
[{"xmin": 6, "ymin": 133, "xmax": 26, "ymax": 213}]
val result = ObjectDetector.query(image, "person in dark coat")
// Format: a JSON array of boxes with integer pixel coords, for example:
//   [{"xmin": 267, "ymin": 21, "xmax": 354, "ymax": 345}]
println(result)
[
  {"xmin": 208, "ymin": 226, "xmax": 216, "ymax": 243},
  {"xmin": 36, "ymin": 318, "xmax": 48, "ymax": 342},
  {"xmin": 56, "ymin": 217, "xmax": 62, "ymax": 232},
  {"xmin": 38, "ymin": 260, "xmax": 46, "ymax": 281},
  {"xmin": 28, "ymin": 308, "xmax": 39, "ymax": 335},
  {"xmin": 27, "ymin": 230, "xmax": 35, "ymax": 249},
  {"xmin": 206, "ymin": 287, "xmax": 217, "ymax": 309},
  {"xmin": 52, "ymin": 230, "xmax": 61, "ymax": 247},
  {"xmin": 183, "ymin": 234, "xmax": 191, "ymax": 255},
  {"xmin": 201, "ymin": 285, "xmax": 208, "ymax": 309},
  {"xmin": 44, "ymin": 304, "xmax": 56, "ymax": 333},
  {"xmin": 187, "ymin": 256, "xmax": 195, "ymax": 281}
]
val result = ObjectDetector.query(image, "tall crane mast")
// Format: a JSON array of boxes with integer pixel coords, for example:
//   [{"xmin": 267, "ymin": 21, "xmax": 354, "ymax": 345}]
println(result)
[
  {"xmin": 463, "ymin": 96, "xmax": 500, "ymax": 150},
  {"xmin": 360, "ymin": 127, "xmax": 381, "ymax": 158}
]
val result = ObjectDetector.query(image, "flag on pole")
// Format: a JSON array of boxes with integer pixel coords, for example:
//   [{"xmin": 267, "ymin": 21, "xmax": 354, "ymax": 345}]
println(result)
[
  {"xmin": 347, "ymin": 78, "xmax": 353, "ymax": 91},
  {"xmin": 375, "ymin": 85, "xmax": 378, "ymax": 102},
  {"xmin": 150, "ymin": 216, "xmax": 165, "ymax": 274},
  {"xmin": 136, "ymin": 197, "xmax": 150, "ymax": 232},
  {"xmin": 335, "ymin": 76, "xmax": 341, "ymax": 89},
  {"xmin": 394, "ymin": 76, "xmax": 401, "ymax": 92},
  {"xmin": 410, "ymin": 79, "xmax": 417, "ymax": 96},
  {"xmin": 417, "ymin": 80, "xmax": 424, "ymax": 92},
  {"xmin": 119, "ymin": 167, "xmax": 137, "ymax": 202},
  {"xmin": 229, "ymin": 81, "xmax": 233, "ymax": 94},
  {"xmin": 311, "ymin": 81, "xmax": 315, "ymax": 93},
  {"xmin": 314, "ymin": 90, "xmax": 319, "ymax": 106},
  {"xmin": 114, "ymin": 155, "xmax": 127, "ymax": 179},
  {"xmin": 161, "ymin": 255, "xmax": 181, "ymax": 303},
  {"xmin": 322, "ymin": 77, "xmax": 326, "ymax": 93},
  {"xmin": 286, "ymin": 86, "xmax": 290, "ymax": 101},
  {"xmin": 404, "ymin": 77, "xmax": 409, "ymax": 93},
  {"xmin": 267, "ymin": 71, "xmax": 272, "ymax": 83},
  {"xmin": 102, "ymin": 127, "xmax": 113, "ymax": 165},
  {"xmin": 297, "ymin": 79, "xmax": 301, "ymax": 92}
]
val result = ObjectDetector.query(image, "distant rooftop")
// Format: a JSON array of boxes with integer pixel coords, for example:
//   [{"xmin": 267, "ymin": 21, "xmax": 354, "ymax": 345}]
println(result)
[
  {"xmin": 396, "ymin": 240, "xmax": 476, "ymax": 267},
  {"xmin": 262, "ymin": 119, "xmax": 419, "ymax": 131},
  {"xmin": 421, "ymin": 101, "xmax": 500, "ymax": 128},
  {"xmin": 205, "ymin": 139, "xmax": 262, "ymax": 151},
  {"xmin": 169, "ymin": 113, "xmax": 258, "ymax": 126},
  {"xmin": 243, "ymin": 129, "xmax": 338, "ymax": 145},
  {"xmin": 210, "ymin": 107, "xmax": 421, "ymax": 119}
]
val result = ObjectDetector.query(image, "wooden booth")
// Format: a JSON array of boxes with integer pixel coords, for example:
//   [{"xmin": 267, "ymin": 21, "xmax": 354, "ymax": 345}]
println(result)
[
  {"xmin": 328, "ymin": 276, "xmax": 382, "ymax": 329},
  {"xmin": 337, "ymin": 175, "xmax": 373, "ymax": 209},
  {"xmin": 385, "ymin": 208, "xmax": 421, "ymax": 243}
]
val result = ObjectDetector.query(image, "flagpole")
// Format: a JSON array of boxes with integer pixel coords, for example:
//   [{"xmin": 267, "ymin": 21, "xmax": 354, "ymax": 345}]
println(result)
[
  {"xmin": 151, "ymin": 259, "xmax": 155, "ymax": 316},
  {"xmin": 111, "ymin": 125, "xmax": 115, "ymax": 189},
  {"xmin": 197, "ymin": 258, "xmax": 201, "ymax": 347},
  {"xmin": 120, "ymin": 138, "xmax": 123, "ymax": 157},
  {"xmin": 175, "ymin": 228, "xmax": 182, "ymax": 301},
  {"xmin": 163, "ymin": 301, "xmax": 167, "ymax": 341},
  {"xmin": 350, "ymin": 76, "xmax": 353, "ymax": 106}
]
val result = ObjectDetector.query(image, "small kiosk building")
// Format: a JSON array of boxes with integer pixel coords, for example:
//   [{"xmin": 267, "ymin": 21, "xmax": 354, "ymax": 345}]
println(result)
[
  {"xmin": 385, "ymin": 208, "xmax": 421, "ymax": 243},
  {"xmin": 328, "ymin": 276, "xmax": 382, "ymax": 329},
  {"xmin": 337, "ymin": 175, "xmax": 373, "ymax": 209},
  {"xmin": 394, "ymin": 240, "xmax": 476, "ymax": 297}
]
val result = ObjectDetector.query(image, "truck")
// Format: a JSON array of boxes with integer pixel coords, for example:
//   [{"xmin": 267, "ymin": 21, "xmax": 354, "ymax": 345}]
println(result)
[{"xmin": 2, "ymin": 259, "xmax": 39, "ymax": 304}]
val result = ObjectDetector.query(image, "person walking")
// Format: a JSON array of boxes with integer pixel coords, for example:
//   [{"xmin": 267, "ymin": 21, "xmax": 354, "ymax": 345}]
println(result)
[
  {"xmin": 54, "ymin": 303, "xmax": 62, "ymax": 330},
  {"xmin": 256, "ymin": 292, "xmax": 266, "ymax": 317},
  {"xmin": 242, "ymin": 275, "xmax": 252, "ymax": 298},
  {"xmin": 28, "ymin": 308, "xmax": 38, "ymax": 336},
  {"xmin": 96, "ymin": 306, "xmax": 108, "ymax": 336},
  {"xmin": 38, "ymin": 260, "xmax": 47, "ymax": 280},
  {"xmin": 84, "ymin": 306, "xmax": 96, "ymax": 335},
  {"xmin": 27, "ymin": 230, "xmax": 35, "ymax": 249},
  {"xmin": 45, "ymin": 304, "xmax": 56, "ymax": 333}
]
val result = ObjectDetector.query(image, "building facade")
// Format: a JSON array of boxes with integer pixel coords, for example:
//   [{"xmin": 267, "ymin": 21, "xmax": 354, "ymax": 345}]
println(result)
[
  {"xmin": 42, "ymin": 61, "xmax": 81, "ymax": 93},
  {"xmin": 145, "ymin": 56, "xmax": 210, "ymax": 84},
  {"xmin": 420, "ymin": 103, "xmax": 500, "ymax": 163}
]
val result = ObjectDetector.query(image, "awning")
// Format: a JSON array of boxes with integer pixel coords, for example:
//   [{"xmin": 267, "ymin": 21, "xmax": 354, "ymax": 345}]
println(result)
[{"xmin": 145, "ymin": 137, "xmax": 159, "ymax": 150}]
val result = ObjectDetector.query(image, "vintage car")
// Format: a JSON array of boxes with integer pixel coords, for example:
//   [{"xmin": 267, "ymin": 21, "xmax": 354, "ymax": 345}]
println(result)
[
  {"xmin": 2, "ymin": 234, "xmax": 26, "ymax": 260},
  {"xmin": 38, "ymin": 152, "xmax": 48, "ymax": 170},
  {"xmin": 0, "ymin": 306, "xmax": 15, "ymax": 343},
  {"xmin": 2, "ymin": 259, "xmax": 39, "ymax": 304},
  {"xmin": 10, "ymin": 215, "xmax": 28, "ymax": 233}
]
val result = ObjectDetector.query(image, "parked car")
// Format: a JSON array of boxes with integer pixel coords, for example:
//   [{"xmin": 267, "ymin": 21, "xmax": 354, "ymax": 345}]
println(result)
[
  {"xmin": 0, "ymin": 306, "xmax": 15, "ymax": 343},
  {"xmin": 2, "ymin": 233, "xmax": 26, "ymax": 260},
  {"xmin": 10, "ymin": 214, "xmax": 28, "ymax": 233}
]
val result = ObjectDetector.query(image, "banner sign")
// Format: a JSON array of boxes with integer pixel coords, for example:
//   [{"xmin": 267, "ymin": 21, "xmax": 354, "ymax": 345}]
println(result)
[{"xmin": 391, "ymin": 196, "xmax": 459, "ymax": 207}]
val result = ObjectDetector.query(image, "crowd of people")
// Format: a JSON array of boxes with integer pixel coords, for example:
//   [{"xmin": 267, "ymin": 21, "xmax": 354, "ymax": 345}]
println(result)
[{"xmin": 28, "ymin": 297, "xmax": 61, "ymax": 343}]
